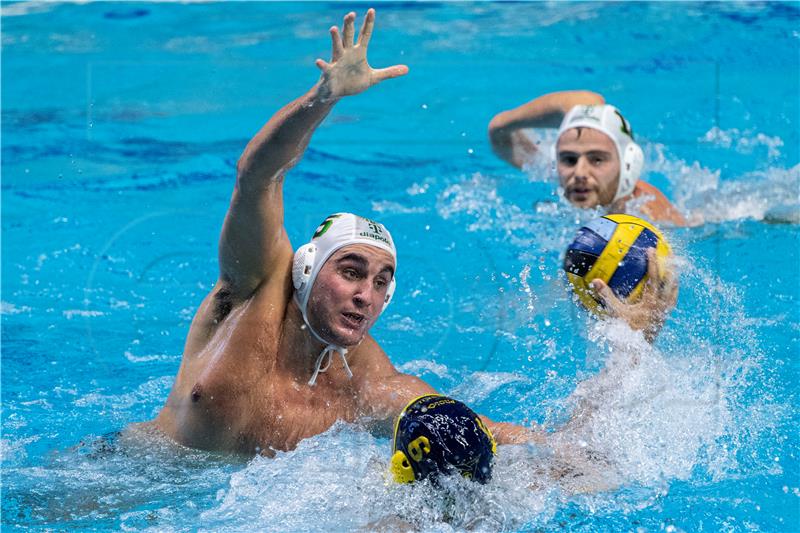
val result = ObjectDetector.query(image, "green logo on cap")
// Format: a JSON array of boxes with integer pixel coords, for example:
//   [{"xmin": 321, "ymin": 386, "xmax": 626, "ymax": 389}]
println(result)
[
  {"xmin": 614, "ymin": 109, "xmax": 634, "ymax": 140},
  {"xmin": 313, "ymin": 214, "xmax": 341, "ymax": 239}
]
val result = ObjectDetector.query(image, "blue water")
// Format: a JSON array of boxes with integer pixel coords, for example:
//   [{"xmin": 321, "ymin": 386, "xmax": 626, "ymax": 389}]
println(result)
[{"xmin": 2, "ymin": 2, "xmax": 799, "ymax": 531}]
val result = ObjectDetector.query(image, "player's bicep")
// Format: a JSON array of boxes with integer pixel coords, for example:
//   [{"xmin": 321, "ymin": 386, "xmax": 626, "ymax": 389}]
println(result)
[{"xmin": 218, "ymin": 180, "xmax": 292, "ymax": 299}]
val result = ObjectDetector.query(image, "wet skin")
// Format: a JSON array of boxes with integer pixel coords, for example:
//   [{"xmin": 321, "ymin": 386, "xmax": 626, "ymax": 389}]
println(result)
[
  {"xmin": 145, "ymin": 10, "xmax": 431, "ymax": 454},
  {"xmin": 151, "ymin": 243, "xmax": 420, "ymax": 455},
  {"xmin": 144, "ymin": 10, "xmax": 540, "ymax": 455},
  {"xmin": 307, "ymin": 245, "xmax": 394, "ymax": 348},
  {"xmin": 556, "ymin": 127, "xmax": 621, "ymax": 208}
]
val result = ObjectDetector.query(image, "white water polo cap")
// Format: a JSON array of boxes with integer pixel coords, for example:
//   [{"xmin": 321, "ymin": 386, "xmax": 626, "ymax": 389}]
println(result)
[
  {"xmin": 292, "ymin": 213, "xmax": 397, "ymax": 385},
  {"xmin": 557, "ymin": 104, "xmax": 644, "ymax": 202}
]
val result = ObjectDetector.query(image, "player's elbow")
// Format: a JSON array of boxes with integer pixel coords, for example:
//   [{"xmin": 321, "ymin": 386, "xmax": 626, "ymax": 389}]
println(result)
[
  {"xmin": 235, "ymin": 149, "xmax": 255, "ymax": 187},
  {"xmin": 488, "ymin": 112, "xmax": 509, "ymax": 140},
  {"xmin": 488, "ymin": 115, "xmax": 513, "ymax": 153}
]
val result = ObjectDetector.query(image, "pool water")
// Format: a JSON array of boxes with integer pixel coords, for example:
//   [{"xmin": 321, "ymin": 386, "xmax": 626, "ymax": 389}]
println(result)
[{"xmin": 2, "ymin": 2, "xmax": 799, "ymax": 531}]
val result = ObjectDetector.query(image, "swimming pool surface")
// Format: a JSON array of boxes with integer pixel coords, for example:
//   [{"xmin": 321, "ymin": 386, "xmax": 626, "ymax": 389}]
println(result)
[{"xmin": 2, "ymin": 2, "xmax": 799, "ymax": 531}]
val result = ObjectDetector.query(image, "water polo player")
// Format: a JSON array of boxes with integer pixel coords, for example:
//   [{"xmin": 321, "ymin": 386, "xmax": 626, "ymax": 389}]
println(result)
[
  {"xmin": 390, "ymin": 395, "xmax": 497, "ymax": 485},
  {"xmin": 488, "ymin": 91, "xmax": 688, "ymax": 226},
  {"xmin": 143, "ymin": 9, "xmax": 539, "ymax": 455}
]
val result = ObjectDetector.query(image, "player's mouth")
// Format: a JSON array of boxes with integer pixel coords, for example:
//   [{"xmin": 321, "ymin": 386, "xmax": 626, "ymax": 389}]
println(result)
[
  {"xmin": 341, "ymin": 311, "xmax": 366, "ymax": 329},
  {"xmin": 567, "ymin": 186, "xmax": 593, "ymax": 200}
]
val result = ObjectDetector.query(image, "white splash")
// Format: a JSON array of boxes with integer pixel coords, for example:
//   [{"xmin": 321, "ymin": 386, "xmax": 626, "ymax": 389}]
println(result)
[
  {"xmin": 371, "ymin": 200, "xmax": 427, "ymax": 214},
  {"xmin": 1, "ymin": 301, "xmax": 32, "ymax": 315},
  {"xmin": 63, "ymin": 309, "xmax": 105, "ymax": 319},
  {"xmin": 436, "ymin": 172, "xmax": 536, "ymax": 246},
  {"xmin": 450, "ymin": 371, "xmax": 530, "ymax": 404},
  {"xmin": 397, "ymin": 359, "xmax": 452, "ymax": 379},
  {"xmin": 701, "ymin": 126, "xmax": 784, "ymax": 160},
  {"xmin": 645, "ymin": 141, "xmax": 799, "ymax": 223}
]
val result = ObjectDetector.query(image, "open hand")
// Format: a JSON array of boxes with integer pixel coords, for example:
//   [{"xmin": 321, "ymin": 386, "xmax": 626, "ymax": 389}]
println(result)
[
  {"xmin": 590, "ymin": 248, "xmax": 678, "ymax": 343},
  {"xmin": 315, "ymin": 9, "xmax": 408, "ymax": 101}
]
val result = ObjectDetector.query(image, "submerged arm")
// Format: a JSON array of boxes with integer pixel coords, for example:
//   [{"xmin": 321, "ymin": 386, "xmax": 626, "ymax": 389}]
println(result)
[
  {"xmin": 478, "ymin": 416, "xmax": 546, "ymax": 446},
  {"xmin": 355, "ymin": 341, "xmax": 544, "ymax": 445}
]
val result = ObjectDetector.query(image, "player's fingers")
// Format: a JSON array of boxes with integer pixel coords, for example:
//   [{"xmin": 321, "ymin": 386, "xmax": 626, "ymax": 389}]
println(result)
[
  {"xmin": 664, "ymin": 273, "xmax": 679, "ymax": 307},
  {"xmin": 590, "ymin": 279, "xmax": 622, "ymax": 315},
  {"xmin": 646, "ymin": 248, "xmax": 660, "ymax": 281},
  {"xmin": 315, "ymin": 58, "xmax": 331, "ymax": 72},
  {"xmin": 329, "ymin": 26, "xmax": 344, "ymax": 60},
  {"xmin": 371, "ymin": 64, "xmax": 409, "ymax": 82},
  {"xmin": 342, "ymin": 11, "xmax": 355, "ymax": 47},
  {"xmin": 642, "ymin": 248, "xmax": 664, "ymax": 301},
  {"xmin": 357, "ymin": 8, "xmax": 375, "ymax": 48}
]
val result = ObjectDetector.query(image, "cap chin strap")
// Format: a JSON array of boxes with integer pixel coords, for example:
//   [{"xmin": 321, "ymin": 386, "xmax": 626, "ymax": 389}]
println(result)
[
  {"xmin": 308, "ymin": 343, "xmax": 351, "ymax": 387},
  {"xmin": 295, "ymin": 293, "xmax": 353, "ymax": 387}
]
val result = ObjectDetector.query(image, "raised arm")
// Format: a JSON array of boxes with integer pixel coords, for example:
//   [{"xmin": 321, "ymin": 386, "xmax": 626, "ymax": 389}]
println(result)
[
  {"xmin": 488, "ymin": 90, "xmax": 605, "ymax": 169},
  {"xmin": 218, "ymin": 9, "xmax": 408, "ymax": 300}
]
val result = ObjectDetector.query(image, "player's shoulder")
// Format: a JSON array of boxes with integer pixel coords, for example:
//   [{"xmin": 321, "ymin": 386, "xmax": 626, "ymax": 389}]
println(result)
[
  {"xmin": 633, "ymin": 181, "xmax": 688, "ymax": 226},
  {"xmin": 633, "ymin": 180, "xmax": 669, "ymax": 200},
  {"xmin": 351, "ymin": 335, "xmax": 397, "ymax": 378}
]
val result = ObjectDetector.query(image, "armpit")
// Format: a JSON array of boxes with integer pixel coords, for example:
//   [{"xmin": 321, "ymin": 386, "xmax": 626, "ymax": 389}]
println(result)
[{"xmin": 212, "ymin": 285, "xmax": 235, "ymax": 323}]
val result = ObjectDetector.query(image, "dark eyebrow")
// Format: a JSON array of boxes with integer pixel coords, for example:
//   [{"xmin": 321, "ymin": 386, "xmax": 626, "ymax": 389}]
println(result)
[
  {"xmin": 336, "ymin": 253, "xmax": 395, "ymax": 278},
  {"xmin": 379, "ymin": 265, "xmax": 395, "ymax": 278},
  {"xmin": 336, "ymin": 253, "xmax": 368, "ymax": 268},
  {"xmin": 558, "ymin": 149, "xmax": 612, "ymax": 156}
]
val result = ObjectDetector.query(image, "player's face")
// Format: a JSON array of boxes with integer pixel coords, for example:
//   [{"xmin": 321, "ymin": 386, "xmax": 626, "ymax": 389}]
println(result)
[
  {"xmin": 307, "ymin": 244, "xmax": 394, "ymax": 347},
  {"xmin": 556, "ymin": 128, "xmax": 621, "ymax": 208}
]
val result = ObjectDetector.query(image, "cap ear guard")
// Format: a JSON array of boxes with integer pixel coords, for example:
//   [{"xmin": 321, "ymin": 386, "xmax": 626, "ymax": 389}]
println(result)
[
  {"xmin": 390, "ymin": 450, "xmax": 417, "ymax": 483},
  {"xmin": 382, "ymin": 278, "xmax": 396, "ymax": 311},
  {"xmin": 292, "ymin": 243, "xmax": 317, "ymax": 292},
  {"xmin": 615, "ymin": 142, "xmax": 644, "ymax": 202}
]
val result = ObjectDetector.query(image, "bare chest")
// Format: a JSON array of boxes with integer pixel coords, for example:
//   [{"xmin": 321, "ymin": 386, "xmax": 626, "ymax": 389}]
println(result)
[
  {"xmin": 253, "ymin": 377, "xmax": 361, "ymax": 453},
  {"xmin": 171, "ymin": 331, "xmax": 362, "ymax": 454}
]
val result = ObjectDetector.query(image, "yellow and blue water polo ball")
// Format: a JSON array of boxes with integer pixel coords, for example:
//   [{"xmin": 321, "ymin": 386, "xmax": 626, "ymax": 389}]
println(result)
[
  {"xmin": 390, "ymin": 394, "xmax": 497, "ymax": 484},
  {"xmin": 563, "ymin": 214, "xmax": 670, "ymax": 314}
]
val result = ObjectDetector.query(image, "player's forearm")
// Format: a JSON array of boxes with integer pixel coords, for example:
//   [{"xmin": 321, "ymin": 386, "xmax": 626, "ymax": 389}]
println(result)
[
  {"xmin": 488, "ymin": 91, "xmax": 604, "ymax": 168},
  {"xmin": 490, "ymin": 90, "xmax": 605, "ymax": 134},
  {"xmin": 236, "ymin": 81, "xmax": 337, "ymax": 192},
  {"xmin": 482, "ymin": 418, "xmax": 546, "ymax": 446}
]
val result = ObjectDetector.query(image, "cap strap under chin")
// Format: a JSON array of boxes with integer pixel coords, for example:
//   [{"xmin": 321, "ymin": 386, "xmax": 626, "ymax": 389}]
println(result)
[
  {"xmin": 296, "ymin": 292, "xmax": 353, "ymax": 386},
  {"xmin": 308, "ymin": 344, "xmax": 352, "ymax": 386}
]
